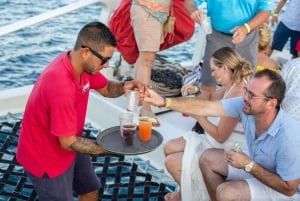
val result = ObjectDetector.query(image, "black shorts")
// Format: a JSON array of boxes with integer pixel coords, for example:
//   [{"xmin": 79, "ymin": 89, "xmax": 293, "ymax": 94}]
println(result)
[
  {"xmin": 272, "ymin": 21, "xmax": 300, "ymax": 57},
  {"xmin": 27, "ymin": 153, "xmax": 100, "ymax": 201}
]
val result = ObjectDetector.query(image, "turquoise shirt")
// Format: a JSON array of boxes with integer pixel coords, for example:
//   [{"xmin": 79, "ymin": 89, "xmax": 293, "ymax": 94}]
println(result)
[
  {"xmin": 197, "ymin": 0, "xmax": 272, "ymax": 34},
  {"xmin": 222, "ymin": 97, "xmax": 300, "ymax": 194}
]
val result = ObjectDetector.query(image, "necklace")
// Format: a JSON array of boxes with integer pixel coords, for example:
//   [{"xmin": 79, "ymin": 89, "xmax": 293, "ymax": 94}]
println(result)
[{"xmin": 223, "ymin": 83, "xmax": 236, "ymax": 98}]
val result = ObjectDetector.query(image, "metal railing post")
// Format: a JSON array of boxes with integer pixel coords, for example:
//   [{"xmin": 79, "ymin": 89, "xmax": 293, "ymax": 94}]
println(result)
[{"xmin": 0, "ymin": 0, "xmax": 120, "ymax": 37}]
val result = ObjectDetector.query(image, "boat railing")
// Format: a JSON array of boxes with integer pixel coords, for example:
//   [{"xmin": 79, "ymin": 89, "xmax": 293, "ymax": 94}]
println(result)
[{"xmin": 0, "ymin": 0, "xmax": 120, "ymax": 37}]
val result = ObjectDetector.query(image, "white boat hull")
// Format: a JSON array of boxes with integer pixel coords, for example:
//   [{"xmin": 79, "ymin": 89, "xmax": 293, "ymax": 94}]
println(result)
[{"xmin": 0, "ymin": 85, "xmax": 195, "ymax": 176}]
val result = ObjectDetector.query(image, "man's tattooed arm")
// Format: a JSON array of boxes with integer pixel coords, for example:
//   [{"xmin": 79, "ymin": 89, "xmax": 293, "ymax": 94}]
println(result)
[
  {"xmin": 70, "ymin": 137, "xmax": 108, "ymax": 155},
  {"xmin": 95, "ymin": 81, "xmax": 125, "ymax": 98}
]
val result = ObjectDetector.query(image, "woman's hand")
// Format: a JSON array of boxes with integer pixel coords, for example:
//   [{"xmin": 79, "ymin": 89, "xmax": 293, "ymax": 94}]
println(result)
[{"xmin": 181, "ymin": 84, "xmax": 199, "ymax": 96}]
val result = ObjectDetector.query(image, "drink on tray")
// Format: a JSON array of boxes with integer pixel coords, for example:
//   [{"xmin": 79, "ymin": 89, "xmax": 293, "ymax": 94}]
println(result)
[
  {"xmin": 121, "ymin": 124, "xmax": 137, "ymax": 145},
  {"xmin": 139, "ymin": 116, "xmax": 152, "ymax": 141}
]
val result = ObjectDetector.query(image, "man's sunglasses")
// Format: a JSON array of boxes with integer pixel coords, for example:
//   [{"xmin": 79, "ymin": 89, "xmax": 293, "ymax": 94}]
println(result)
[{"xmin": 81, "ymin": 45, "xmax": 111, "ymax": 65}]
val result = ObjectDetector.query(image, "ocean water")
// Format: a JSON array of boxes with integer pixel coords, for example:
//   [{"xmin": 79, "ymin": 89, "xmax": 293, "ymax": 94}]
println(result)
[
  {"xmin": 0, "ymin": 0, "xmax": 104, "ymax": 90},
  {"xmin": 0, "ymin": 2, "xmax": 183, "ymax": 199},
  {"xmin": 1, "ymin": 0, "xmax": 281, "ymax": 91},
  {"xmin": 0, "ymin": 0, "xmax": 195, "ymax": 91}
]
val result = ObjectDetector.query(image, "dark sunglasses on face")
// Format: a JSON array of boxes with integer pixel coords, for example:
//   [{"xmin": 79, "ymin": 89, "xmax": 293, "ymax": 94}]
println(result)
[
  {"xmin": 81, "ymin": 45, "xmax": 111, "ymax": 65},
  {"xmin": 243, "ymin": 87, "xmax": 273, "ymax": 100}
]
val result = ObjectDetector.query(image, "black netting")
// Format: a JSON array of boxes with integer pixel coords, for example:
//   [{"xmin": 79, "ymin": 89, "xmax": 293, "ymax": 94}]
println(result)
[{"xmin": 0, "ymin": 117, "xmax": 174, "ymax": 201}]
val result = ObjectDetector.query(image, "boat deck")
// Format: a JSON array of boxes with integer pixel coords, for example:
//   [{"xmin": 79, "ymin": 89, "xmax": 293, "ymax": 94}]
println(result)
[{"xmin": 0, "ymin": 114, "xmax": 176, "ymax": 201}]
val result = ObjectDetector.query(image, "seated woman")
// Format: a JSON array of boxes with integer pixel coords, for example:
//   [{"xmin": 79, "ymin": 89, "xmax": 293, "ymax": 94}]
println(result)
[
  {"xmin": 164, "ymin": 47, "xmax": 253, "ymax": 201},
  {"xmin": 257, "ymin": 23, "xmax": 280, "ymax": 73}
]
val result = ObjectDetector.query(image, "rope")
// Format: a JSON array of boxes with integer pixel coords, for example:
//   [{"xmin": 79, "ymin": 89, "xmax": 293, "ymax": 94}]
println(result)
[{"xmin": 151, "ymin": 55, "xmax": 191, "ymax": 97}]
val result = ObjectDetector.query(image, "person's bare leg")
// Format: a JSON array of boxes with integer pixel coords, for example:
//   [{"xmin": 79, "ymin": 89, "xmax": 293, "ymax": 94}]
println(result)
[
  {"xmin": 134, "ymin": 51, "xmax": 154, "ymax": 88},
  {"xmin": 164, "ymin": 137, "xmax": 186, "ymax": 156},
  {"xmin": 134, "ymin": 51, "xmax": 160, "ymax": 126},
  {"xmin": 79, "ymin": 190, "xmax": 98, "ymax": 201},
  {"xmin": 165, "ymin": 152, "xmax": 183, "ymax": 184},
  {"xmin": 199, "ymin": 148, "xmax": 228, "ymax": 201},
  {"xmin": 164, "ymin": 152, "xmax": 183, "ymax": 201}
]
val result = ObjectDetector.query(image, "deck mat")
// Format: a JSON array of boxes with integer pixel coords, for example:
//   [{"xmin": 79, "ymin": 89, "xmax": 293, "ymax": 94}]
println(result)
[{"xmin": 0, "ymin": 118, "xmax": 173, "ymax": 201}]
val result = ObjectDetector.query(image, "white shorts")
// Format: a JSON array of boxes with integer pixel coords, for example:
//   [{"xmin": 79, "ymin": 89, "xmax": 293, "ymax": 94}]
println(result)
[{"xmin": 227, "ymin": 166, "xmax": 300, "ymax": 201}]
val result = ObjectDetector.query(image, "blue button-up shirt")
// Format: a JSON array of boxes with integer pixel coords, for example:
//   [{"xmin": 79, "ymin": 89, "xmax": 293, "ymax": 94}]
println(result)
[{"xmin": 222, "ymin": 97, "xmax": 300, "ymax": 193}]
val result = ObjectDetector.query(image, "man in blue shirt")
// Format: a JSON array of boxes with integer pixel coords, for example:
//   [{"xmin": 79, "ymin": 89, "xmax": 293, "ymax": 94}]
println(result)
[
  {"xmin": 143, "ymin": 69, "xmax": 300, "ymax": 200},
  {"xmin": 184, "ymin": 0, "xmax": 271, "ymax": 92}
]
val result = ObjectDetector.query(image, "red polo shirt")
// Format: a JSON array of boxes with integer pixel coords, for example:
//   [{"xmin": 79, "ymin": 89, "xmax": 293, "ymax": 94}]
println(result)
[{"xmin": 17, "ymin": 51, "xmax": 107, "ymax": 178}]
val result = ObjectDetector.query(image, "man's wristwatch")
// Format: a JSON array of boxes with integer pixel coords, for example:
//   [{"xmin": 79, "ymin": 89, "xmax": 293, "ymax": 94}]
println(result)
[{"xmin": 245, "ymin": 161, "xmax": 255, "ymax": 172}]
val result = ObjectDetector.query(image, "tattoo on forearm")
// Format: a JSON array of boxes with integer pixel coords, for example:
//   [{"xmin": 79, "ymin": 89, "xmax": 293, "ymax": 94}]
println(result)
[
  {"xmin": 70, "ymin": 137, "xmax": 105, "ymax": 155},
  {"xmin": 107, "ymin": 82, "xmax": 124, "ymax": 97}
]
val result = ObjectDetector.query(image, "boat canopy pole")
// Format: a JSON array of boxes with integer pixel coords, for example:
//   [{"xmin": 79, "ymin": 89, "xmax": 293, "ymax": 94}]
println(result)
[{"xmin": 0, "ymin": 0, "xmax": 120, "ymax": 37}]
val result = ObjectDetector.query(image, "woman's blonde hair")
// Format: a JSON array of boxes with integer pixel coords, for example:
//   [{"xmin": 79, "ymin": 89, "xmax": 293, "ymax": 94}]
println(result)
[
  {"xmin": 211, "ymin": 46, "xmax": 253, "ymax": 84},
  {"xmin": 258, "ymin": 23, "xmax": 272, "ymax": 52}
]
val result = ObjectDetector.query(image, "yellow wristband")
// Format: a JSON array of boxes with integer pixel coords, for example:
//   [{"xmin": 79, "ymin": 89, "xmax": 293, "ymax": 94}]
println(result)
[
  {"xmin": 244, "ymin": 23, "xmax": 251, "ymax": 34},
  {"xmin": 273, "ymin": 13, "xmax": 279, "ymax": 17},
  {"xmin": 165, "ymin": 98, "xmax": 171, "ymax": 108}
]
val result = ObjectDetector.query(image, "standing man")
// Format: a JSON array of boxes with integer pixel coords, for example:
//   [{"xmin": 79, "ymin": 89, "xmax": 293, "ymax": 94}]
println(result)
[
  {"xmin": 271, "ymin": 0, "xmax": 300, "ymax": 58},
  {"xmin": 143, "ymin": 69, "xmax": 300, "ymax": 200},
  {"xmin": 17, "ymin": 21, "xmax": 146, "ymax": 201},
  {"xmin": 184, "ymin": 0, "xmax": 271, "ymax": 92}
]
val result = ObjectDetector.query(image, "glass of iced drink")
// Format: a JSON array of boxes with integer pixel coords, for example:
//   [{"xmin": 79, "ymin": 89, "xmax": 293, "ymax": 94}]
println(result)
[
  {"xmin": 127, "ymin": 90, "xmax": 140, "ymax": 112},
  {"xmin": 139, "ymin": 116, "xmax": 152, "ymax": 141},
  {"xmin": 119, "ymin": 112, "xmax": 136, "ymax": 145},
  {"xmin": 121, "ymin": 123, "xmax": 137, "ymax": 145}
]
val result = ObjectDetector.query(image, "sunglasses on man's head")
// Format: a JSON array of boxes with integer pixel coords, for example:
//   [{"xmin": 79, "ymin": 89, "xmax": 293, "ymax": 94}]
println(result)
[{"xmin": 81, "ymin": 45, "xmax": 111, "ymax": 65}]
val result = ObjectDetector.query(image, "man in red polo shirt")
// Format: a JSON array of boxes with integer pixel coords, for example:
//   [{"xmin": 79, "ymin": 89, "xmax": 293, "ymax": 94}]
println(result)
[{"xmin": 16, "ymin": 21, "xmax": 146, "ymax": 201}]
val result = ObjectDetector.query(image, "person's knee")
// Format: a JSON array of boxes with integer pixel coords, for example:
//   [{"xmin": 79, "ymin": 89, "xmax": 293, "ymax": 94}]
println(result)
[
  {"xmin": 163, "ymin": 137, "xmax": 185, "ymax": 156},
  {"xmin": 199, "ymin": 148, "xmax": 217, "ymax": 169}
]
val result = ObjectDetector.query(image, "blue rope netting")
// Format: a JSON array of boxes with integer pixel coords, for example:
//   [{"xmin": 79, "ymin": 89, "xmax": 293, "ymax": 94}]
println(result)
[{"xmin": 0, "ymin": 114, "xmax": 176, "ymax": 201}]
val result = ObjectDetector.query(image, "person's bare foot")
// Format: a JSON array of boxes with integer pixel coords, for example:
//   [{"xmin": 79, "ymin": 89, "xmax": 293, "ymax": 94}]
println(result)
[{"xmin": 164, "ymin": 192, "xmax": 181, "ymax": 201}]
